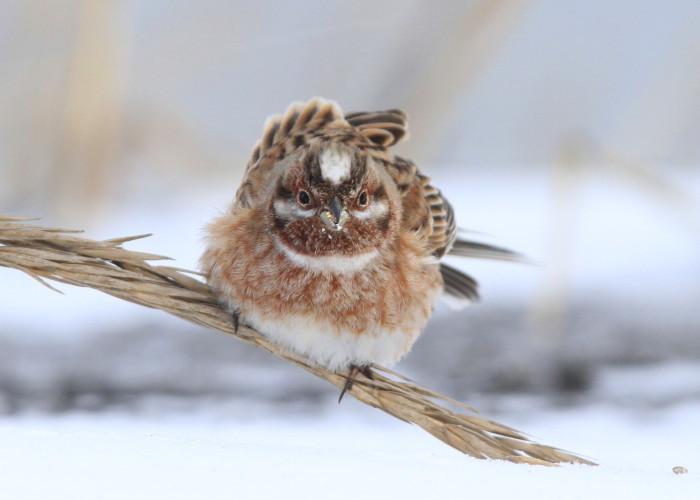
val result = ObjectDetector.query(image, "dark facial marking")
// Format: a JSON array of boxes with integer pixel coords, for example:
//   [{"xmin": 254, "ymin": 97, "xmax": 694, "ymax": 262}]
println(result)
[
  {"xmin": 349, "ymin": 151, "xmax": 367, "ymax": 181},
  {"xmin": 273, "ymin": 213, "xmax": 287, "ymax": 230},
  {"xmin": 303, "ymin": 152, "xmax": 323, "ymax": 187},
  {"xmin": 373, "ymin": 183, "xmax": 386, "ymax": 200},
  {"xmin": 275, "ymin": 182, "xmax": 293, "ymax": 200},
  {"xmin": 376, "ymin": 213, "xmax": 391, "ymax": 233}
]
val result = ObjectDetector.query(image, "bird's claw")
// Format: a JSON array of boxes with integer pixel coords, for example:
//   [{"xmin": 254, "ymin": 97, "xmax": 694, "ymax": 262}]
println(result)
[
  {"xmin": 338, "ymin": 364, "xmax": 374, "ymax": 403},
  {"xmin": 232, "ymin": 310, "xmax": 240, "ymax": 333}
]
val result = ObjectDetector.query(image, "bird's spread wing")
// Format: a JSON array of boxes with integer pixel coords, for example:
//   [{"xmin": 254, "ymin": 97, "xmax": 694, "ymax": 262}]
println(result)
[{"xmin": 383, "ymin": 158, "xmax": 481, "ymax": 303}]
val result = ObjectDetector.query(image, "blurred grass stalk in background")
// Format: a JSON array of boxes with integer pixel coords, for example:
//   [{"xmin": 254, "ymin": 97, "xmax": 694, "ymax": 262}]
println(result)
[{"xmin": 53, "ymin": 0, "xmax": 125, "ymax": 221}]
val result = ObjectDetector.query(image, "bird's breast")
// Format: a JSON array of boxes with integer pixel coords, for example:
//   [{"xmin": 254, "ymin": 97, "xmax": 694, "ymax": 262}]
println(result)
[{"xmin": 202, "ymin": 208, "xmax": 443, "ymax": 370}]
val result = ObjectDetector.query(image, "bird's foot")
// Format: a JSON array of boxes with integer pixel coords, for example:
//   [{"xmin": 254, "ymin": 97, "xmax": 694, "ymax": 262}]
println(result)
[
  {"xmin": 231, "ymin": 310, "xmax": 240, "ymax": 333},
  {"xmin": 338, "ymin": 364, "xmax": 374, "ymax": 403}
]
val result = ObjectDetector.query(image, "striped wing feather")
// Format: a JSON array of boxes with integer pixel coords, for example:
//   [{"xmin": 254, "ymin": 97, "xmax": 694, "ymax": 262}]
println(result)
[
  {"xmin": 249, "ymin": 98, "xmax": 344, "ymax": 168},
  {"xmin": 237, "ymin": 98, "xmax": 346, "ymax": 207},
  {"xmin": 381, "ymin": 155, "xmax": 457, "ymax": 260},
  {"xmin": 344, "ymin": 109, "xmax": 409, "ymax": 146},
  {"xmin": 439, "ymin": 262, "xmax": 479, "ymax": 302},
  {"xmin": 448, "ymin": 239, "xmax": 526, "ymax": 262}
]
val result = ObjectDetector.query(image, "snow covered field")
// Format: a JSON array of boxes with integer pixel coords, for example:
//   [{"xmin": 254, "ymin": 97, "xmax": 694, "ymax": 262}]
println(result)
[{"xmin": 1, "ymin": 399, "xmax": 698, "ymax": 499}]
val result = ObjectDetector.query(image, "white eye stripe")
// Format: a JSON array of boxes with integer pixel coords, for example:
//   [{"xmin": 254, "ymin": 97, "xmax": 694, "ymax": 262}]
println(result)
[
  {"xmin": 352, "ymin": 199, "xmax": 388, "ymax": 220},
  {"xmin": 273, "ymin": 199, "xmax": 314, "ymax": 218}
]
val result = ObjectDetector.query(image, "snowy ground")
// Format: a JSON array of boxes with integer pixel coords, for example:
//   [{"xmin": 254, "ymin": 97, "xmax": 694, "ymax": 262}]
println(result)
[{"xmin": 1, "ymin": 400, "xmax": 698, "ymax": 499}]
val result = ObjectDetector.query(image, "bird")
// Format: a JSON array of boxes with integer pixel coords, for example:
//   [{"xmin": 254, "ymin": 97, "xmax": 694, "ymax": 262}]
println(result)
[{"xmin": 200, "ymin": 97, "xmax": 519, "ymax": 401}]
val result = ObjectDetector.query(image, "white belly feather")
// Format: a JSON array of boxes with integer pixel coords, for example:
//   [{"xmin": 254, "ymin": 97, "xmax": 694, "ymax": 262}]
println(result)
[{"xmin": 242, "ymin": 308, "xmax": 414, "ymax": 372}]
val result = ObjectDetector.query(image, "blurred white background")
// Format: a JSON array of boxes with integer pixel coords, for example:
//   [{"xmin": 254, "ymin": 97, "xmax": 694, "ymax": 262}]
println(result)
[{"xmin": 1, "ymin": 0, "xmax": 699, "ymax": 413}]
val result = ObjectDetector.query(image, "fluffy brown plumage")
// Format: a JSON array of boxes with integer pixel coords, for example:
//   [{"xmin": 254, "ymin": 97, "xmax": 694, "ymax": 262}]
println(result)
[{"xmin": 200, "ymin": 98, "xmax": 518, "ymax": 396}]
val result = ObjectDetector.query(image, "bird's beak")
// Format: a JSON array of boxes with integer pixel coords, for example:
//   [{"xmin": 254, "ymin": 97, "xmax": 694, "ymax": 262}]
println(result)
[{"xmin": 320, "ymin": 196, "xmax": 349, "ymax": 230}]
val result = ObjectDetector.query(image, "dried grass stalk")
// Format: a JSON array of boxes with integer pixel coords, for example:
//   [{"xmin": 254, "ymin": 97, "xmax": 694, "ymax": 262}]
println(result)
[{"xmin": 0, "ymin": 216, "xmax": 595, "ymax": 466}]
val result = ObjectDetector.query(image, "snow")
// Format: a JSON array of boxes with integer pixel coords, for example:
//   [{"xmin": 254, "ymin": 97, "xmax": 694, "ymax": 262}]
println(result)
[{"xmin": 1, "ymin": 403, "xmax": 698, "ymax": 499}]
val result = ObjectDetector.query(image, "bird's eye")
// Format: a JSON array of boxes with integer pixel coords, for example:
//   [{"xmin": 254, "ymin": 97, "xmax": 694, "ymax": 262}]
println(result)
[
  {"xmin": 297, "ymin": 190, "xmax": 311, "ymax": 206},
  {"xmin": 358, "ymin": 190, "xmax": 368, "ymax": 207}
]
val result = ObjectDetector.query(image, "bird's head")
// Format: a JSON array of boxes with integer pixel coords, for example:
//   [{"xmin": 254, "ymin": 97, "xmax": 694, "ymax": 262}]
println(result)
[{"xmin": 268, "ymin": 142, "xmax": 400, "ymax": 271}]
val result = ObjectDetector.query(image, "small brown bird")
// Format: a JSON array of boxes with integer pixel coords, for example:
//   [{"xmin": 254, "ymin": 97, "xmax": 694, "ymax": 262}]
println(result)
[{"xmin": 200, "ymin": 98, "xmax": 517, "ymax": 400}]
